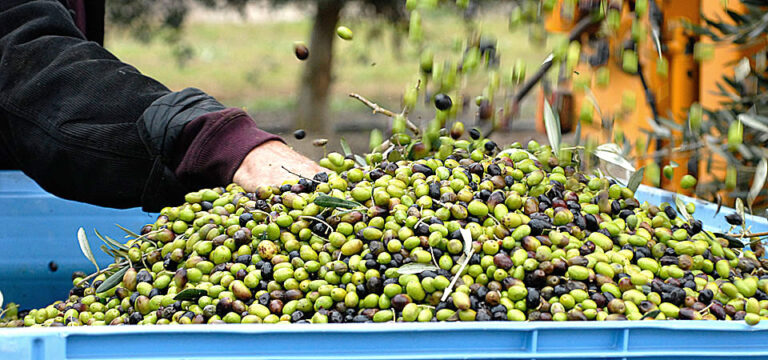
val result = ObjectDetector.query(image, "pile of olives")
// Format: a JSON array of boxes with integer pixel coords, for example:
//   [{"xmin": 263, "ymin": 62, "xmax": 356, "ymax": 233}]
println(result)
[{"xmin": 1, "ymin": 125, "xmax": 766, "ymax": 327}]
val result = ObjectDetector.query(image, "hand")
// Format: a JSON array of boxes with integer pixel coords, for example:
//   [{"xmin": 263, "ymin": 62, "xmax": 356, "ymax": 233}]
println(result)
[{"xmin": 233, "ymin": 141, "xmax": 326, "ymax": 190}]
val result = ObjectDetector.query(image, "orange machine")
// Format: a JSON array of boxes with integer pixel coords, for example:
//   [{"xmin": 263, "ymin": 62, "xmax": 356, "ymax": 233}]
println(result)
[{"xmin": 538, "ymin": 0, "xmax": 753, "ymax": 199}]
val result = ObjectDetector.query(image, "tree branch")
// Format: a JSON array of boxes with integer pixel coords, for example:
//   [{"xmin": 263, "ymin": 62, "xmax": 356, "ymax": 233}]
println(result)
[
  {"xmin": 513, "ymin": 16, "xmax": 599, "ymax": 104},
  {"xmin": 349, "ymin": 93, "xmax": 397, "ymax": 116},
  {"xmin": 349, "ymin": 93, "xmax": 421, "ymax": 135}
]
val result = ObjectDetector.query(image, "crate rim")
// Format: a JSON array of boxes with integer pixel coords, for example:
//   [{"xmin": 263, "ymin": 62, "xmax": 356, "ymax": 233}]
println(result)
[{"xmin": 1, "ymin": 320, "xmax": 766, "ymax": 337}]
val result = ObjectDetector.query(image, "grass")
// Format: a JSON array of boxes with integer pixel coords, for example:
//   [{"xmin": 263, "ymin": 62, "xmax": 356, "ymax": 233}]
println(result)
[{"xmin": 104, "ymin": 10, "xmax": 551, "ymax": 114}]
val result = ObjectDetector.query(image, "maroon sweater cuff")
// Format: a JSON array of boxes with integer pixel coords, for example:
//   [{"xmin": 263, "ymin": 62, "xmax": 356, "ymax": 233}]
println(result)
[{"xmin": 173, "ymin": 108, "xmax": 284, "ymax": 188}]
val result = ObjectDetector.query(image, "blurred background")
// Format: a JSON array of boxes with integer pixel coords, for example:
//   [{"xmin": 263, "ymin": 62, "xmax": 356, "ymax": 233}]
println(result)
[
  {"xmin": 102, "ymin": 0, "xmax": 768, "ymax": 214},
  {"xmin": 103, "ymin": 0, "xmax": 549, "ymax": 159}
]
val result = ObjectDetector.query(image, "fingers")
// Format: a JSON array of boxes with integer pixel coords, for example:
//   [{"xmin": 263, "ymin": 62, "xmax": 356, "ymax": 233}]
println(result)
[{"xmin": 233, "ymin": 141, "xmax": 328, "ymax": 191}]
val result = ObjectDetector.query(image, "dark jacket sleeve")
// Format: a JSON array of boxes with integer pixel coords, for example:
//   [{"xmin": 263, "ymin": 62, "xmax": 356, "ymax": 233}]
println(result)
[{"xmin": 0, "ymin": 0, "xmax": 282, "ymax": 211}]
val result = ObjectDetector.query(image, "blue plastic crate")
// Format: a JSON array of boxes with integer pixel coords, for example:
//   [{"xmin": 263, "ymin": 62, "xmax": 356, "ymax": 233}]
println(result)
[
  {"xmin": 1, "ymin": 322, "xmax": 768, "ymax": 359},
  {"xmin": 633, "ymin": 184, "xmax": 768, "ymax": 234},
  {"xmin": 1, "ymin": 171, "xmax": 767, "ymax": 360},
  {"xmin": 0, "ymin": 171, "xmax": 155, "ymax": 309}
]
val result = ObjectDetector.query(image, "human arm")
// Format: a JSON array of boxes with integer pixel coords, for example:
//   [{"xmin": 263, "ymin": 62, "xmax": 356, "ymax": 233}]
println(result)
[{"xmin": 0, "ymin": 0, "xmax": 321, "ymax": 211}]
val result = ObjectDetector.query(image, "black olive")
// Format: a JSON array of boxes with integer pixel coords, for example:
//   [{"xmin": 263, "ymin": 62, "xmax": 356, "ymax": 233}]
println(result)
[{"xmin": 434, "ymin": 93, "xmax": 453, "ymax": 110}]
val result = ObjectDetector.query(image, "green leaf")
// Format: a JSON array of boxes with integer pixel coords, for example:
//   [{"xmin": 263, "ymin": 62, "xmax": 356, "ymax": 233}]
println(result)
[
  {"xmin": 115, "ymin": 224, "xmax": 140, "ymax": 238},
  {"xmin": 459, "ymin": 228, "xmax": 473, "ymax": 257},
  {"xmin": 574, "ymin": 117, "xmax": 582, "ymax": 147},
  {"xmin": 641, "ymin": 309, "xmax": 661, "ymax": 320},
  {"xmin": 543, "ymin": 99, "xmax": 561, "ymax": 154},
  {"xmin": 78, "ymin": 228, "xmax": 99, "ymax": 272},
  {"xmin": 340, "ymin": 137, "xmax": 352, "ymax": 156},
  {"xmin": 748, "ymin": 158, "xmax": 767, "ymax": 212},
  {"xmin": 313, "ymin": 195, "xmax": 362, "ymax": 209},
  {"xmin": 646, "ymin": 117, "xmax": 672, "ymax": 138},
  {"xmin": 734, "ymin": 57, "xmax": 751, "ymax": 82},
  {"xmin": 675, "ymin": 196, "xmax": 693, "ymax": 222},
  {"xmin": 735, "ymin": 198, "xmax": 746, "ymax": 227},
  {"xmin": 651, "ymin": 28, "xmax": 663, "ymax": 59},
  {"xmin": 584, "ymin": 88, "xmax": 603, "ymax": 119},
  {"xmin": 593, "ymin": 144, "xmax": 636, "ymax": 173},
  {"xmin": 354, "ymin": 154, "xmax": 367, "ymax": 167},
  {"xmin": 658, "ymin": 117, "xmax": 683, "ymax": 131},
  {"xmin": 627, "ymin": 167, "xmax": 645, "ymax": 193},
  {"xmin": 96, "ymin": 266, "xmax": 129, "ymax": 294},
  {"xmin": 100, "ymin": 245, "xmax": 126, "ymax": 260},
  {"xmin": 715, "ymin": 193, "xmax": 723, "ymax": 217},
  {"xmin": 396, "ymin": 263, "xmax": 439, "ymax": 275},
  {"xmin": 174, "ymin": 288, "xmax": 208, "ymax": 301},
  {"xmin": 738, "ymin": 114, "xmax": 768, "ymax": 133},
  {"xmin": 94, "ymin": 229, "xmax": 129, "ymax": 251}
]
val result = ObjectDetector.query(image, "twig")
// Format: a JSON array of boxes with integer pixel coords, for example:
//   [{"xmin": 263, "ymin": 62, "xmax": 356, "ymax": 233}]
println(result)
[
  {"xmin": 281, "ymin": 166, "xmax": 322, "ymax": 184},
  {"xmin": 441, "ymin": 247, "xmax": 475, "ymax": 302},
  {"xmin": 372, "ymin": 140, "xmax": 393, "ymax": 154},
  {"xmin": 429, "ymin": 246, "xmax": 440, "ymax": 268},
  {"xmin": 0, "ymin": 303, "xmax": 19, "ymax": 320},
  {"xmin": 76, "ymin": 261, "xmax": 129, "ymax": 287},
  {"xmin": 513, "ymin": 16, "xmax": 598, "ymax": 104},
  {"xmin": 299, "ymin": 216, "xmax": 333, "ymax": 233},
  {"xmin": 349, "ymin": 93, "xmax": 421, "ymax": 135},
  {"xmin": 349, "ymin": 93, "xmax": 397, "ymax": 116},
  {"xmin": 632, "ymin": 141, "xmax": 705, "ymax": 160},
  {"xmin": 730, "ymin": 231, "xmax": 768, "ymax": 237}
]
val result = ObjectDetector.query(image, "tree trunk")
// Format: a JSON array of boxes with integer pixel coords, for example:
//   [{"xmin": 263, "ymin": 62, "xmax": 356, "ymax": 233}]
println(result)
[{"xmin": 295, "ymin": 0, "xmax": 344, "ymax": 133}]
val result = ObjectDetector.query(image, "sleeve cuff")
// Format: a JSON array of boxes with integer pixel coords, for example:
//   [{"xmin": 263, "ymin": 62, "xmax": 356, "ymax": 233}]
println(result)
[{"xmin": 173, "ymin": 108, "xmax": 284, "ymax": 189}]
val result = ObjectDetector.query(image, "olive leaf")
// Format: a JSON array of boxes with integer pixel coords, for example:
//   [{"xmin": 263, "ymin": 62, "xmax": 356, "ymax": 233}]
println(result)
[
  {"xmin": 78, "ymin": 228, "xmax": 99, "ymax": 272},
  {"xmin": 735, "ymin": 198, "xmax": 746, "ymax": 228},
  {"xmin": 459, "ymin": 228, "xmax": 473, "ymax": 258},
  {"xmin": 94, "ymin": 229, "xmax": 129, "ymax": 251},
  {"xmin": 543, "ymin": 99, "xmax": 561, "ymax": 154},
  {"xmin": 95, "ymin": 266, "xmax": 129, "ymax": 293},
  {"xmin": 715, "ymin": 193, "xmax": 723, "ymax": 217},
  {"xmin": 340, "ymin": 137, "xmax": 352, "ymax": 156},
  {"xmin": 674, "ymin": 196, "xmax": 693, "ymax": 223},
  {"xmin": 584, "ymin": 88, "xmax": 603, "ymax": 119},
  {"xmin": 574, "ymin": 117, "xmax": 582, "ymax": 147},
  {"xmin": 627, "ymin": 166, "xmax": 645, "ymax": 193},
  {"xmin": 734, "ymin": 57, "xmax": 751, "ymax": 82},
  {"xmin": 651, "ymin": 28, "xmax": 662, "ymax": 59},
  {"xmin": 738, "ymin": 114, "xmax": 768, "ymax": 133},
  {"xmin": 100, "ymin": 245, "xmax": 127, "ymax": 260},
  {"xmin": 641, "ymin": 309, "xmax": 661, "ymax": 320},
  {"xmin": 115, "ymin": 224, "xmax": 140, "ymax": 238},
  {"xmin": 594, "ymin": 144, "xmax": 636, "ymax": 172},
  {"xmin": 747, "ymin": 157, "xmax": 767, "ymax": 212},
  {"xmin": 658, "ymin": 117, "xmax": 683, "ymax": 132},
  {"xmin": 440, "ymin": 247, "xmax": 475, "ymax": 302},
  {"xmin": 174, "ymin": 288, "xmax": 208, "ymax": 301},
  {"xmin": 313, "ymin": 195, "xmax": 362, "ymax": 209},
  {"xmin": 646, "ymin": 116, "xmax": 672, "ymax": 138},
  {"xmin": 396, "ymin": 263, "xmax": 439, "ymax": 275},
  {"xmin": 354, "ymin": 154, "xmax": 367, "ymax": 167}
]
